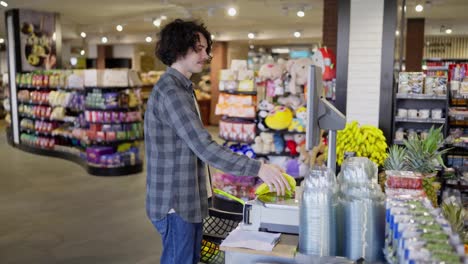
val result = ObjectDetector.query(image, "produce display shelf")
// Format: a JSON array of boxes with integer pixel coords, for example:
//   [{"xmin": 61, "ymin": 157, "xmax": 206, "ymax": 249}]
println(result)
[
  {"xmin": 219, "ymin": 90, "xmax": 257, "ymax": 96},
  {"xmin": 396, "ymin": 93, "xmax": 447, "ymax": 100},
  {"xmin": 395, "ymin": 117, "xmax": 446, "ymax": 124}
]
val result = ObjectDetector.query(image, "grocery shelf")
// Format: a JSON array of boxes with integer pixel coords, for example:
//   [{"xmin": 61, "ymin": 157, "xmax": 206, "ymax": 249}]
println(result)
[
  {"xmin": 85, "ymin": 106, "xmax": 140, "ymax": 112},
  {"xmin": 18, "ymin": 85, "xmax": 57, "ymax": 90},
  {"xmin": 18, "ymin": 101, "xmax": 50, "ymax": 106},
  {"xmin": 221, "ymin": 138, "xmax": 255, "ymax": 145},
  {"xmin": 84, "ymin": 86, "xmax": 139, "ymax": 91},
  {"xmin": 87, "ymin": 163, "xmax": 143, "ymax": 176},
  {"xmin": 394, "ymin": 117, "xmax": 446, "ymax": 124},
  {"xmin": 425, "ymin": 66, "xmax": 449, "ymax": 71},
  {"xmin": 395, "ymin": 93, "xmax": 447, "ymax": 100},
  {"xmin": 19, "ymin": 114, "xmax": 76, "ymax": 123},
  {"xmin": 20, "ymin": 129, "xmax": 56, "ymax": 137},
  {"xmin": 86, "ymin": 138, "xmax": 143, "ymax": 146},
  {"xmin": 86, "ymin": 120, "xmax": 142, "ymax": 125},
  {"xmin": 259, "ymin": 129, "xmax": 307, "ymax": 135},
  {"xmin": 219, "ymin": 90, "xmax": 257, "ymax": 96}
]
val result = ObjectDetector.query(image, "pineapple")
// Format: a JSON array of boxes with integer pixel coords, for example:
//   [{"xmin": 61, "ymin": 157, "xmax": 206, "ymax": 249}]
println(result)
[
  {"xmin": 383, "ymin": 145, "xmax": 408, "ymax": 171},
  {"xmin": 442, "ymin": 201, "xmax": 468, "ymax": 243},
  {"xmin": 404, "ymin": 126, "xmax": 449, "ymax": 207}
]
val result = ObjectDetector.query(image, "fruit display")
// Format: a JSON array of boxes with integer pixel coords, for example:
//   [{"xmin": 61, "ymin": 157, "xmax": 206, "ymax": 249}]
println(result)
[{"xmin": 335, "ymin": 121, "xmax": 388, "ymax": 166}]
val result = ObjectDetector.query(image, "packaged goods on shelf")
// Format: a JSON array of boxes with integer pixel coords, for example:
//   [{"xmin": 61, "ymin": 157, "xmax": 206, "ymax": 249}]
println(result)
[
  {"xmin": 384, "ymin": 196, "xmax": 466, "ymax": 264},
  {"xmin": 20, "ymin": 133, "xmax": 55, "ymax": 149},
  {"xmin": 215, "ymin": 93, "xmax": 256, "ymax": 118},
  {"xmin": 84, "ymin": 110, "xmax": 141, "ymax": 123},
  {"xmin": 86, "ymin": 146, "xmax": 141, "ymax": 168},
  {"xmin": 398, "ymin": 72, "xmax": 425, "ymax": 94},
  {"xmin": 212, "ymin": 172, "xmax": 258, "ymax": 201},
  {"xmin": 219, "ymin": 119, "xmax": 256, "ymax": 143}
]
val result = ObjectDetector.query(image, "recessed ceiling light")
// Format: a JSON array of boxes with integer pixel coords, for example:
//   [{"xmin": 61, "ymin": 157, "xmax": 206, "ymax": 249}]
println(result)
[
  {"xmin": 211, "ymin": 34, "xmax": 215, "ymax": 40},
  {"xmin": 415, "ymin": 4, "xmax": 423, "ymax": 12},
  {"xmin": 160, "ymin": 15, "xmax": 167, "ymax": 20},
  {"xmin": 145, "ymin": 36, "xmax": 152, "ymax": 43},
  {"xmin": 116, "ymin": 25, "xmax": 123, "ymax": 32},
  {"xmin": 80, "ymin": 32, "xmax": 86, "ymax": 38},
  {"xmin": 227, "ymin": 7, "xmax": 237, "ymax": 16},
  {"xmin": 395, "ymin": 30, "xmax": 400, "ymax": 36},
  {"xmin": 445, "ymin": 28, "xmax": 452, "ymax": 34},
  {"xmin": 101, "ymin": 36, "xmax": 108, "ymax": 43},
  {"xmin": 297, "ymin": 10, "xmax": 305, "ymax": 17},
  {"xmin": 248, "ymin": 33, "xmax": 255, "ymax": 39},
  {"xmin": 0, "ymin": 38, "xmax": 4, "ymax": 44},
  {"xmin": 70, "ymin": 57, "xmax": 78, "ymax": 66},
  {"xmin": 249, "ymin": 45, "xmax": 254, "ymax": 49},
  {"xmin": 80, "ymin": 50, "xmax": 85, "ymax": 56},
  {"xmin": 153, "ymin": 19, "xmax": 161, "ymax": 27},
  {"xmin": 294, "ymin": 31, "xmax": 301, "ymax": 38},
  {"xmin": 0, "ymin": 1, "xmax": 8, "ymax": 7},
  {"xmin": 52, "ymin": 32, "xmax": 56, "ymax": 41}
]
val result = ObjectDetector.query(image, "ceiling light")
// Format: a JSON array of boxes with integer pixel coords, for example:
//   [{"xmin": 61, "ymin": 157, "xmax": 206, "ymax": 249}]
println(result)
[
  {"xmin": 52, "ymin": 32, "xmax": 56, "ymax": 41},
  {"xmin": 415, "ymin": 4, "xmax": 423, "ymax": 12},
  {"xmin": 80, "ymin": 50, "xmax": 85, "ymax": 56},
  {"xmin": 249, "ymin": 45, "xmax": 254, "ymax": 49},
  {"xmin": 153, "ymin": 18, "xmax": 161, "ymax": 27},
  {"xmin": 395, "ymin": 30, "xmax": 400, "ymax": 36},
  {"xmin": 211, "ymin": 34, "xmax": 215, "ymax": 40},
  {"xmin": 272, "ymin": 48, "xmax": 290, "ymax": 54},
  {"xmin": 248, "ymin": 33, "xmax": 255, "ymax": 39},
  {"xmin": 0, "ymin": 38, "xmax": 4, "ymax": 44},
  {"xmin": 0, "ymin": 1, "xmax": 8, "ymax": 7},
  {"xmin": 227, "ymin": 7, "xmax": 237, "ymax": 16},
  {"xmin": 445, "ymin": 28, "xmax": 452, "ymax": 34},
  {"xmin": 70, "ymin": 57, "xmax": 78, "ymax": 66},
  {"xmin": 160, "ymin": 15, "xmax": 167, "ymax": 20},
  {"xmin": 294, "ymin": 31, "xmax": 301, "ymax": 38},
  {"xmin": 297, "ymin": 10, "xmax": 305, "ymax": 17},
  {"xmin": 101, "ymin": 36, "xmax": 108, "ymax": 43},
  {"xmin": 116, "ymin": 25, "xmax": 123, "ymax": 32},
  {"xmin": 80, "ymin": 32, "xmax": 86, "ymax": 38},
  {"xmin": 145, "ymin": 36, "xmax": 152, "ymax": 43}
]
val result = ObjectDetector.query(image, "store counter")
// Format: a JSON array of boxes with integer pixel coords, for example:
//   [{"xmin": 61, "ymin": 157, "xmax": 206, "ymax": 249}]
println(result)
[{"xmin": 220, "ymin": 233, "xmax": 353, "ymax": 264}]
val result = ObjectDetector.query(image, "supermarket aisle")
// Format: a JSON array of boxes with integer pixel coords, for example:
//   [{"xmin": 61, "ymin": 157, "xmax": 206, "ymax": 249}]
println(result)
[{"xmin": 0, "ymin": 121, "xmax": 156, "ymax": 264}]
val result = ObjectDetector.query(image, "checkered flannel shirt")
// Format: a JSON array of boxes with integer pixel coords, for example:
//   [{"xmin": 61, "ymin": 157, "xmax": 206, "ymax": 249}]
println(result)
[{"xmin": 145, "ymin": 67, "xmax": 261, "ymax": 223}]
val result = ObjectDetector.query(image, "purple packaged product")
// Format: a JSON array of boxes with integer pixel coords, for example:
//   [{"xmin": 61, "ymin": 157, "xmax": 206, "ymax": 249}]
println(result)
[
  {"xmin": 119, "ymin": 112, "xmax": 127, "ymax": 122},
  {"xmin": 86, "ymin": 146, "xmax": 114, "ymax": 164},
  {"xmin": 104, "ymin": 112, "xmax": 111, "ymax": 123},
  {"xmin": 102, "ymin": 124, "xmax": 112, "ymax": 132},
  {"xmin": 112, "ymin": 112, "xmax": 119, "ymax": 122},
  {"xmin": 104, "ymin": 93, "xmax": 119, "ymax": 109},
  {"xmin": 97, "ymin": 111, "xmax": 104, "ymax": 122}
]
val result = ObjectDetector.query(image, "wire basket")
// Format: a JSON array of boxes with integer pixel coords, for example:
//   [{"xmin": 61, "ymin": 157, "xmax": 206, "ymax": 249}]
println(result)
[
  {"xmin": 200, "ymin": 207, "xmax": 243, "ymax": 264},
  {"xmin": 200, "ymin": 238, "xmax": 224, "ymax": 264}
]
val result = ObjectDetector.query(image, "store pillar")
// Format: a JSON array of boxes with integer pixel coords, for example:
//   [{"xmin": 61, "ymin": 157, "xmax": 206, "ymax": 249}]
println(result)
[
  {"xmin": 405, "ymin": 18, "xmax": 425, "ymax": 72},
  {"xmin": 322, "ymin": 0, "xmax": 338, "ymax": 54},
  {"xmin": 209, "ymin": 41, "xmax": 228, "ymax": 125}
]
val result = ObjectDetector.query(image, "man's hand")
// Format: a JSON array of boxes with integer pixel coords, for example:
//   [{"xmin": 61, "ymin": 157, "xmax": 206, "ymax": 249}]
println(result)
[{"xmin": 258, "ymin": 163, "xmax": 290, "ymax": 196}]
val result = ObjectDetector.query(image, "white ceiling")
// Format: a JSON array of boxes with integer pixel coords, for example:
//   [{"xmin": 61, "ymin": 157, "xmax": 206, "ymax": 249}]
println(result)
[
  {"xmin": 3, "ymin": 0, "xmax": 324, "ymax": 45},
  {"xmin": 2, "ymin": 0, "xmax": 468, "ymax": 45}
]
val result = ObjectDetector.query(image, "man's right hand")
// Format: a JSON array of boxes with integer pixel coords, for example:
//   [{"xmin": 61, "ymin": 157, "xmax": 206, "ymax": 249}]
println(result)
[{"xmin": 257, "ymin": 163, "xmax": 290, "ymax": 196}]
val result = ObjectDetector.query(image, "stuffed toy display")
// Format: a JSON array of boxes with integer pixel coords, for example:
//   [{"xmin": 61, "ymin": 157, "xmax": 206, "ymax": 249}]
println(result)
[
  {"xmin": 311, "ymin": 47, "xmax": 336, "ymax": 81},
  {"xmin": 273, "ymin": 133, "xmax": 285, "ymax": 154},
  {"xmin": 265, "ymin": 105, "xmax": 293, "ymax": 130},
  {"xmin": 256, "ymin": 99, "xmax": 274, "ymax": 131},
  {"xmin": 227, "ymin": 143, "xmax": 256, "ymax": 158},
  {"xmin": 259, "ymin": 63, "xmax": 286, "ymax": 97},
  {"xmin": 286, "ymin": 58, "xmax": 314, "ymax": 95},
  {"xmin": 284, "ymin": 134, "xmax": 298, "ymax": 156},
  {"xmin": 277, "ymin": 94, "xmax": 305, "ymax": 110},
  {"xmin": 251, "ymin": 132, "xmax": 274, "ymax": 154},
  {"xmin": 288, "ymin": 106, "xmax": 307, "ymax": 132}
]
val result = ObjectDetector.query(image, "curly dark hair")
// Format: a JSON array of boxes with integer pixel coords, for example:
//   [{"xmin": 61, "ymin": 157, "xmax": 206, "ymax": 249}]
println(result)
[{"xmin": 155, "ymin": 19, "xmax": 212, "ymax": 66}]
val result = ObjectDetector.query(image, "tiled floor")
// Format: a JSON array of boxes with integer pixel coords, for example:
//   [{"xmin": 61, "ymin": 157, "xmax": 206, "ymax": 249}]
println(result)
[{"xmin": 0, "ymin": 120, "xmax": 222, "ymax": 264}]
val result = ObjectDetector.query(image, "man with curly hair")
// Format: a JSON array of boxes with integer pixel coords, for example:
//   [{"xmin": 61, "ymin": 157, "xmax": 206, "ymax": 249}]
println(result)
[{"xmin": 145, "ymin": 19, "xmax": 289, "ymax": 264}]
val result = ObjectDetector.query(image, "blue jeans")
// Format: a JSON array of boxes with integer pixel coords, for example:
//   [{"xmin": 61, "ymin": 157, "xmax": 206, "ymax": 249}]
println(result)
[{"xmin": 151, "ymin": 213, "xmax": 203, "ymax": 264}]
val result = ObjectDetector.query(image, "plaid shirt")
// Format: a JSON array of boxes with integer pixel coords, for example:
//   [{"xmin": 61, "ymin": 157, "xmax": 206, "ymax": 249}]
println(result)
[{"xmin": 145, "ymin": 67, "xmax": 261, "ymax": 223}]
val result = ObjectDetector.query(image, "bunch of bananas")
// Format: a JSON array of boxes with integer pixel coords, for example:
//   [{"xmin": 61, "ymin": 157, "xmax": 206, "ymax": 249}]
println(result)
[{"xmin": 335, "ymin": 121, "xmax": 388, "ymax": 166}]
